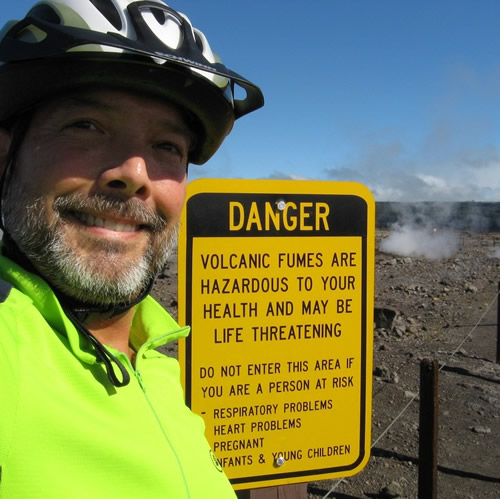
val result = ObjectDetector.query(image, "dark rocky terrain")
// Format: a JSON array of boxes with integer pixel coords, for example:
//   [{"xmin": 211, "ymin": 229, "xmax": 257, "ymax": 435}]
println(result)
[{"xmin": 151, "ymin": 229, "xmax": 500, "ymax": 499}]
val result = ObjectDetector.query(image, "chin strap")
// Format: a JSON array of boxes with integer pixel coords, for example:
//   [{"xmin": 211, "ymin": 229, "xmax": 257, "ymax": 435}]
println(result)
[
  {"xmin": 64, "ymin": 278, "xmax": 154, "ymax": 323},
  {"xmin": 64, "ymin": 307, "xmax": 131, "ymax": 387},
  {"xmin": 57, "ymin": 279, "xmax": 155, "ymax": 388}
]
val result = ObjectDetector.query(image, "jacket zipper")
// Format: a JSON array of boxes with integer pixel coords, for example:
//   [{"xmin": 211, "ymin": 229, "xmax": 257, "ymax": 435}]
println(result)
[{"xmin": 132, "ymin": 361, "xmax": 192, "ymax": 499}]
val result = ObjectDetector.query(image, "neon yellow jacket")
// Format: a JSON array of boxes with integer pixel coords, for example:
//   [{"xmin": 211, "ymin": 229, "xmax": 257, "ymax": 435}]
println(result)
[{"xmin": 0, "ymin": 251, "xmax": 236, "ymax": 498}]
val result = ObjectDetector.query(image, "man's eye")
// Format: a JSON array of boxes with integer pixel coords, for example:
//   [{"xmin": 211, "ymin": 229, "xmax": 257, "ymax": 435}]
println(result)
[
  {"xmin": 156, "ymin": 142, "xmax": 181, "ymax": 154},
  {"xmin": 67, "ymin": 120, "xmax": 98, "ymax": 130},
  {"xmin": 154, "ymin": 142, "xmax": 188, "ymax": 171}
]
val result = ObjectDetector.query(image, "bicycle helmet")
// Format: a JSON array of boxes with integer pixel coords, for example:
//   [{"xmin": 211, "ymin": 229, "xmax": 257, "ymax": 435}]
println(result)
[{"xmin": 0, "ymin": 0, "xmax": 264, "ymax": 164}]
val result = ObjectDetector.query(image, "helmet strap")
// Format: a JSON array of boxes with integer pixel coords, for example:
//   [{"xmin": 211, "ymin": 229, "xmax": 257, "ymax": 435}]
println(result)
[{"xmin": 0, "ymin": 111, "xmax": 33, "ymax": 230}]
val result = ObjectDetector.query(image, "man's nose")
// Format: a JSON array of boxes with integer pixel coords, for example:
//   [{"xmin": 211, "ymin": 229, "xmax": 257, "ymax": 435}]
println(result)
[{"xmin": 97, "ymin": 155, "xmax": 152, "ymax": 199}]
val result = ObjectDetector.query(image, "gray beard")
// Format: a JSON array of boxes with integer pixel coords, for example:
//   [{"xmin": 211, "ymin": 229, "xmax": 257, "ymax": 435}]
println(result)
[{"xmin": 3, "ymin": 189, "xmax": 178, "ymax": 306}]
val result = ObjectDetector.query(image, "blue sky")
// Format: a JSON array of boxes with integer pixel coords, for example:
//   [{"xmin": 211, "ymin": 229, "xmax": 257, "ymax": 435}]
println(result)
[{"xmin": 3, "ymin": 1, "xmax": 500, "ymax": 201}]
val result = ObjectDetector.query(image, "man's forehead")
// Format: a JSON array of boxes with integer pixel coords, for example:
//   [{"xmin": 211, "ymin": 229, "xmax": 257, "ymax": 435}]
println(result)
[
  {"xmin": 39, "ymin": 93, "xmax": 114, "ymax": 118},
  {"xmin": 36, "ymin": 88, "xmax": 194, "ymax": 131}
]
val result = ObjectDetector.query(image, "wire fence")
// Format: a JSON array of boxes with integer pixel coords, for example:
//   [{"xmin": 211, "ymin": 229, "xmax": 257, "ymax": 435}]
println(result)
[{"xmin": 321, "ymin": 284, "xmax": 500, "ymax": 498}]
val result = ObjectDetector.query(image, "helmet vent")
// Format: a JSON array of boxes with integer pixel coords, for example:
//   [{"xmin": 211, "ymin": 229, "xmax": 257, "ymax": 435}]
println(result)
[
  {"xmin": 28, "ymin": 5, "xmax": 61, "ymax": 25},
  {"xmin": 14, "ymin": 25, "xmax": 48, "ymax": 44},
  {"xmin": 194, "ymin": 32, "xmax": 204, "ymax": 51},
  {"xmin": 89, "ymin": 0, "xmax": 123, "ymax": 31},
  {"xmin": 150, "ymin": 7, "xmax": 167, "ymax": 25}
]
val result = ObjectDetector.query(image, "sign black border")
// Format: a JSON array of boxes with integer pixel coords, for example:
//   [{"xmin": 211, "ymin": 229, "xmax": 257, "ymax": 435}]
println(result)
[{"xmin": 182, "ymin": 192, "xmax": 370, "ymax": 485}]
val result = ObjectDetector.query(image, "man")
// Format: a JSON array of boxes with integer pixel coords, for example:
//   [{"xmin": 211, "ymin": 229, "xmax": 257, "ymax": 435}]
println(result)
[{"xmin": 0, "ymin": 1, "xmax": 263, "ymax": 497}]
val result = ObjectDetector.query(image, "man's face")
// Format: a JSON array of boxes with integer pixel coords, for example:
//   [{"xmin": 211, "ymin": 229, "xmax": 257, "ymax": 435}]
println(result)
[{"xmin": 2, "ymin": 88, "xmax": 191, "ymax": 305}]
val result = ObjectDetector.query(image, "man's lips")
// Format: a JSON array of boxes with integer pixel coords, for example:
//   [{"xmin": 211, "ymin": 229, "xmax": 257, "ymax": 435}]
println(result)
[
  {"xmin": 70, "ymin": 210, "xmax": 144, "ymax": 233},
  {"xmin": 53, "ymin": 194, "xmax": 167, "ymax": 233}
]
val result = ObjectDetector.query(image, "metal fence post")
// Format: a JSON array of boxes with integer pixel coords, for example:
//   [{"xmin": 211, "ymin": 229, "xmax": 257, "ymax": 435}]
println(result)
[
  {"xmin": 496, "ymin": 282, "xmax": 500, "ymax": 364},
  {"xmin": 418, "ymin": 358, "xmax": 438, "ymax": 499}
]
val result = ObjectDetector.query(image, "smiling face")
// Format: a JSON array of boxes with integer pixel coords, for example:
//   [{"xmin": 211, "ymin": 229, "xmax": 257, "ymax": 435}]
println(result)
[{"xmin": 2, "ymin": 88, "xmax": 192, "ymax": 305}]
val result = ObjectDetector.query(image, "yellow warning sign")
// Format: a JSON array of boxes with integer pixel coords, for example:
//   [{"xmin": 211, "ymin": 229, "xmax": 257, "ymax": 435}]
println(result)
[{"xmin": 178, "ymin": 179, "xmax": 374, "ymax": 489}]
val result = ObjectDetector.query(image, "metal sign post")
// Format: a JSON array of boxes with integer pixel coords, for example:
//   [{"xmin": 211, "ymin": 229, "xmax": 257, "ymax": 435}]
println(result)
[{"xmin": 179, "ymin": 179, "xmax": 375, "ymax": 490}]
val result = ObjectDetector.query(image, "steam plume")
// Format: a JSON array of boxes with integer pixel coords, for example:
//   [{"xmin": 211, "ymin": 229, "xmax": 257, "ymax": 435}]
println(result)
[{"xmin": 380, "ymin": 224, "xmax": 459, "ymax": 259}]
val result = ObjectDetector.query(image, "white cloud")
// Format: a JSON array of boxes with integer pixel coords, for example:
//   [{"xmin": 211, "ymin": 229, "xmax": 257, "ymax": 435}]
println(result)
[{"xmin": 323, "ymin": 143, "xmax": 500, "ymax": 201}]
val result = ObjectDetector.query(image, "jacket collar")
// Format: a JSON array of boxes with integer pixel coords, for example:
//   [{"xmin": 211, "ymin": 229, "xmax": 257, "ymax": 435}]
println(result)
[{"xmin": 0, "ymin": 242, "xmax": 190, "ymax": 366}]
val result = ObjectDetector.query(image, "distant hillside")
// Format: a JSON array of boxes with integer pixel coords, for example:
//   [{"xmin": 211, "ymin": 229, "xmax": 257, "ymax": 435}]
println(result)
[{"xmin": 376, "ymin": 202, "xmax": 500, "ymax": 232}]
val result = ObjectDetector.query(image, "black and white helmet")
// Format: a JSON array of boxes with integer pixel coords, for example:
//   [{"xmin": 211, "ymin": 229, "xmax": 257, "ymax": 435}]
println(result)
[{"xmin": 0, "ymin": 0, "xmax": 264, "ymax": 164}]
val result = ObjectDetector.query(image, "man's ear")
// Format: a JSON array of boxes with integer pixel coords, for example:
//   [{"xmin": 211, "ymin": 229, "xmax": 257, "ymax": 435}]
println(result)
[{"xmin": 0, "ymin": 129, "xmax": 11, "ymax": 178}]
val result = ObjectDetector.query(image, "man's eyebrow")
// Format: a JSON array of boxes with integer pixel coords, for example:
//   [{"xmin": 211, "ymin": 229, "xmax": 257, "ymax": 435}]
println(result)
[
  {"xmin": 50, "ymin": 95, "xmax": 117, "ymax": 114},
  {"xmin": 158, "ymin": 118, "xmax": 194, "ymax": 138}
]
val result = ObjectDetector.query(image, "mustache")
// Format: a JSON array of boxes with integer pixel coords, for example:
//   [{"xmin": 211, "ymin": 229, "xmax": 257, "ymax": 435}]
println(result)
[{"xmin": 53, "ymin": 193, "xmax": 168, "ymax": 233}]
